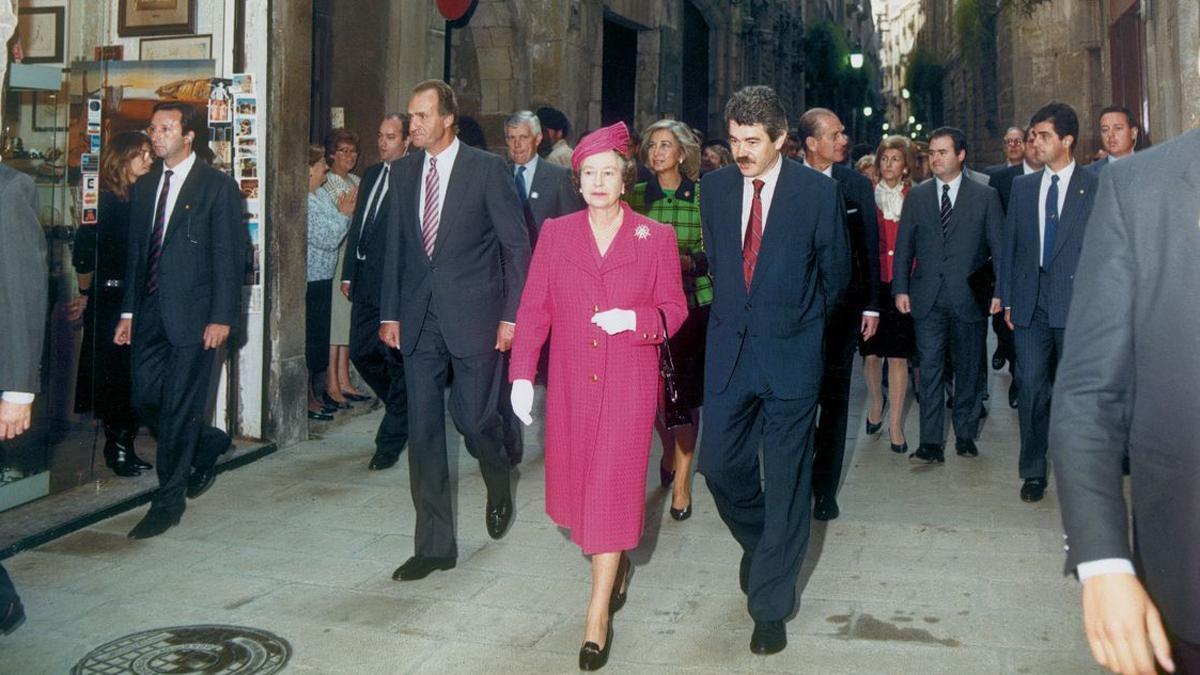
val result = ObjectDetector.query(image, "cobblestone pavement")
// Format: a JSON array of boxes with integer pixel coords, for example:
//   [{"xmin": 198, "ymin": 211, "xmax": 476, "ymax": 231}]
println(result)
[{"xmin": 0, "ymin": 366, "xmax": 1100, "ymax": 673}]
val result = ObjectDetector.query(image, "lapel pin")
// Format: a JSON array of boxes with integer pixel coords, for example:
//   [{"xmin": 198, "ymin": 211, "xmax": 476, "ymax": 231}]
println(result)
[
  {"xmin": 530, "ymin": 191, "xmax": 539, "ymax": 199},
  {"xmin": 635, "ymin": 224, "xmax": 650, "ymax": 240}
]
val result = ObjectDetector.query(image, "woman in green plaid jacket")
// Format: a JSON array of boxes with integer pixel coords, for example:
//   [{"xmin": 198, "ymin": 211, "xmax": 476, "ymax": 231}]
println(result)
[{"xmin": 627, "ymin": 119, "xmax": 712, "ymax": 523}]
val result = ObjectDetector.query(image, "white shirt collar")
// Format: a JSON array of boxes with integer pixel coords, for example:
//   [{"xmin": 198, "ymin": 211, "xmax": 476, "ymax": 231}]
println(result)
[
  {"xmin": 803, "ymin": 159, "xmax": 834, "ymax": 178},
  {"xmin": 426, "ymin": 136, "xmax": 461, "ymax": 168},
  {"xmin": 746, "ymin": 153, "xmax": 784, "ymax": 190},
  {"xmin": 164, "ymin": 151, "xmax": 197, "ymax": 179},
  {"xmin": 1043, "ymin": 160, "xmax": 1076, "ymax": 186},
  {"xmin": 1022, "ymin": 160, "xmax": 1038, "ymax": 175},
  {"xmin": 935, "ymin": 171, "xmax": 963, "ymax": 194},
  {"xmin": 515, "ymin": 155, "xmax": 538, "ymax": 173}
]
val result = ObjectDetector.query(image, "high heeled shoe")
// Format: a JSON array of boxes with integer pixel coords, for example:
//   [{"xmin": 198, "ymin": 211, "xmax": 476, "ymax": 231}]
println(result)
[
  {"xmin": 890, "ymin": 441, "xmax": 909, "ymax": 454},
  {"xmin": 659, "ymin": 463, "xmax": 675, "ymax": 489},
  {"xmin": 578, "ymin": 621, "xmax": 613, "ymax": 671},
  {"xmin": 342, "ymin": 391, "xmax": 372, "ymax": 402},
  {"xmin": 669, "ymin": 501, "xmax": 692, "ymax": 521},
  {"xmin": 865, "ymin": 401, "xmax": 887, "ymax": 436},
  {"xmin": 608, "ymin": 553, "xmax": 631, "ymax": 615}
]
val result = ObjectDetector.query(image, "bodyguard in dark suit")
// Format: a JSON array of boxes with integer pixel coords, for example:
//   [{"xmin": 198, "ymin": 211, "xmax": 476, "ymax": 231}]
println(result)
[
  {"xmin": 797, "ymin": 108, "xmax": 880, "ymax": 521},
  {"xmin": 1051, "ymin": 128, "xmax": 1200, "ymax": 675},
  {"xmin": 341, "ymin": 114, "xmax": 410, "ymax": 471},
  {"xmin": 0, "ymin": 161, "xmax": 48, "ymax": 635},
  {"xmin": 114, "ymin": 102, "xmax": 243, "ymax": 539},
  {"xmin": 379, "ymin": 81, "xmax": 530, "ymax": 582},
  {"xmin": 698, "ymin": 87, "xmax": 849, "ymax": 655},
  {"xmin": 1084, "ymin": 105, "xmax": 1140, "ymax": 177},
  {"xmin": 997, "ymin": 103, "xmax": 1096, "ymax": 503},
  {"xmin": 893, "ymin": 127, "xmax": 1003, "ymax": 463}
]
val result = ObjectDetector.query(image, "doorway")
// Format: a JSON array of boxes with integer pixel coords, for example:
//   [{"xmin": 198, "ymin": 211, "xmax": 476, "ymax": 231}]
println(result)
[
  {"xmin": 601, "ymin": 16, "xmax": 637, "ymax": 127},
  {"xmin": 681, "ymin": 1, "xmax": 710, "ymax": 135}
]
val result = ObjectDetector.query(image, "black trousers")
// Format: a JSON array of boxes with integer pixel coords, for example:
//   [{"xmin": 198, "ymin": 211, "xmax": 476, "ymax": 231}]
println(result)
[
  {"xmin": 699, "ymin": 340, "xmax": 819, "ymax": 622},
  {"xmin": 405, "ymin": 311, "xmax": 511, "ymax": 559},
  {"xmin": 498, "ymin": 353, "xmax": 524, "ymax": 465},
  {"xmin": 812, "ymin": 307, "xmax": 859, "ymax": 499},
  {"xmin": 305, "ymin": 279, "xmax": 332, "ymax": 377},
  {"xmin": 1013, "ymin": 284, "xmax": 1064, "ymax": 480},
  {"xmin": 913, "ymin": 295, "xmax": 986, "ymax": 447},
  {"xmin": 131, "ymin": 294, "xmax": 230, "ymax": 513},
  {"xmin": 0, "ymin": 563, "xmax": 18, "ymax": 610},
  {"xmin": 349, "ymin": 297, "xmax": 409, "ymax": 458},
  {"xmin": 1172, "ymin": 632, "xmax": 1200, "ymax": 675}
]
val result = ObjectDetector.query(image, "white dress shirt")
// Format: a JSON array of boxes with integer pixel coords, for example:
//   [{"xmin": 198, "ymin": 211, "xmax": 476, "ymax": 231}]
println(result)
[
  {"xmin": 805, "ymin": 160, "xmax": 879, "ymax": 317},
  {"xmin": 514, "ymin": 154, "xmax": 539, "ymax": 193},
  {"xmin": 121, "ymin": 152, "xmax": 197, "ymax": 319},
  {"xmin": 1037, "ymin": 161, "xmax": 1075, "ymax": 263},
  {"xmin": 1, "ymin": 392, "xmax": 33, "ymax": 404},
  {"xmin": 418, "ymin": 137, "xmax": 461, "ymax": 224},
  {"xmin": 934, "ymin": 172, "xmax": 964, "ymax": 208},
  {"xmin": 739, "ymin": 154, "xmax": 784, "ymax": 241},
  {"xmin": 1022, "ymin": 161, "xmax": 1038, "ymax": 175}
]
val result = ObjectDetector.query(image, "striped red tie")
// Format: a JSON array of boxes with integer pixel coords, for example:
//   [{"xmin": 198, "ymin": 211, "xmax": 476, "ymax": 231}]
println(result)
[
  {"xmin": 742, "ymin": 179, "xmax": 765, "ymax": 290},
  {"xmin": 420, "ymin": 156, "xmax": 439, "ymax": 257}
]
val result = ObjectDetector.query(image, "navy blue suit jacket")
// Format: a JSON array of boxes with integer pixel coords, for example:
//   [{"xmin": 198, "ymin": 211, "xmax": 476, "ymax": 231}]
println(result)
[
  {"xmin": 829, "ymin": 163, "xmax": 881, "ymax": 313},
  {"xmin": 699, "ymin": 158, "xmax": 850, "ymax": 399},
  {"xmin": 998, "ymin": 167, "xmax": 1097, "ymax": 329}
]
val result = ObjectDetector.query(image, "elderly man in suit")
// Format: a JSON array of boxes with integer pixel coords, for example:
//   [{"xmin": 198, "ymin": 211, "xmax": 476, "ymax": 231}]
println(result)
[
  {"xmin": 379, "ymin": 80, "xmax": 530, "ymax": 582},
  {"xmin": 997, "ymin": 103, "xmax": 1097, "ymax": 503},
  {"xmin": 1051, "ymin": 128, "xmax": 1200, "ymax": 675},
  {"xmin": 797, "ymin": 107, "xmax": 880, "ymax": 522},
  {"xmin": 0, "ymin": 161, "xmax": 48, "ymax": 635},
  {"xmin": 341, "ymin": 113, "xmax": 411, "ymax": 471},
  {"xmin": 113, "ymin": 102, "xmax": 243, "ymax": 539},
  {"xmin": 698, "ymin": 86, "xmax": 849, "ymax": 655},
  {"xmin": 893, "ymin": 127, "xmax": 1003, "ymax": 464}
]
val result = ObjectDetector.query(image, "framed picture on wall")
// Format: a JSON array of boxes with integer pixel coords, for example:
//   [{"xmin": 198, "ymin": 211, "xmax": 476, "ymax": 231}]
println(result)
[
  {"xmin": 117, "ymin": 0, "xmax": 196, "ymax": 37},
  {"xmin": 140, "ymin": 34, "xmax": 212, "ymax": 60},
  {"xmin": 17, "ymin": 7, "xmax": 66, "ymax": 64},
  {"xmin": 31, "ymin": 91, "xmax": 68, "ymax": 132}
]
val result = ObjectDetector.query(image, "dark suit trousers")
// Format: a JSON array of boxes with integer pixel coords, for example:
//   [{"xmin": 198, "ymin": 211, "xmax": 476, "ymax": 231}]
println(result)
[
  {"xmin": 349, "ymin": 298, "xmax": 409, "ymax": 458},
  {"xmin": 405, "ymin": 310, "xmax": 511, "ymax": 559},
  {"xmin": 699, "ymin": 341, "xmax": 818, "ymax": 622},
  {"xmin": 1171, "ymin": 633, "xmax": 1200, "ymax": 675},
  {"xmin": 0, "ymin": 563, "xmax": 18, "ymax": 609},
  {"xmin": 498, "ymin": 354, "xmax": 523, "ymax": 465},
  {"xmin": 1013, "ymin": 277, "xmax": 1064, "ymax": 479},
  {"xmin": 132, "ymin": 294, "xmax": 230, "ymax": 513},
  {"xmin": 812, "ymin": 307, "xmax": 858, "ymax": 498},
  {"xmin": 914, "ymin": 293, "xmax": 986, "ymax": 446}
]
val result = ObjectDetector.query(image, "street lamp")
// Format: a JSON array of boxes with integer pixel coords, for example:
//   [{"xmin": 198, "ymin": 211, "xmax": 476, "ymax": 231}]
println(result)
[
  {"xmin": 882, "ymin": 122, "xmax": 890, "ymax": 131},
  {"xmin": 908, "ymin": 115, "xmax": 916, "ymax": 124},
  {"xmin": 915, "ymin": 123, "xmax": 922, "ymax": 131},
  {"xmin": 850, "ymin": 42, "xmax": 864, "ymax": 69},
  {"xmin": 901, "ymin": 88, "xmax": 910, "ymax": 99},
  {"xmin": 863, "ymin": 106, "xmax": 873, "ymax": 117}
]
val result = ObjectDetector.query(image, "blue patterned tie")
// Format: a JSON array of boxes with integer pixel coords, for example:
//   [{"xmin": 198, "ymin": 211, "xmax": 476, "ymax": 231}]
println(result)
[{"xmin": 1043, "ymin": 174, "xmax": 1059, "ymax": 267}]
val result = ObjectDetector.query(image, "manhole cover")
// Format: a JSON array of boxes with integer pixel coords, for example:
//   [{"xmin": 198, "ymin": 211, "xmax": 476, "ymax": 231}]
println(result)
[{"xmin": 72, "ymin": 624, "xmax": 291, "ymax": 675}]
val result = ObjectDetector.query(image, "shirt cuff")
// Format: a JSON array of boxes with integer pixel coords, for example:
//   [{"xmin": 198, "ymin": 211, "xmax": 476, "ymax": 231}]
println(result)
[
  {"xmin": 862, "ymin": 311, "xmax": 880, "ymax": 317},
  {"xmin": 1, "ymin": 392, "xmax": 35, "ymax": 404},
  {"xmin": 1077, "ymin": 559, "xmax": 1136, "ymax": 582},
  {"xmin": 380, "ymin": 320, "xmax": 398, "ymax": 325},
  {"xmin": 501, "ymin": 321, "xmax": 515, "ymax": 327},
  {"xmin": 121, "ymin": 313, "xmax": 133, "ymax": 319}
]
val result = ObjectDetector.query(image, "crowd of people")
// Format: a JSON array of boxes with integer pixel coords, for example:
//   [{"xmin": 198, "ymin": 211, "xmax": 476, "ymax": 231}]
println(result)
[{"xmin": 0, "ymin": 77, "xmax": 1195, "ymax": 675}]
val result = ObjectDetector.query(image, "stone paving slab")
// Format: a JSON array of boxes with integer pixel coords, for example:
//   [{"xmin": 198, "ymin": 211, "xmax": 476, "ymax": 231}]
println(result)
[{"xmin": 0, "ymin": 367, "xmax": 1103, "ymax": 673}]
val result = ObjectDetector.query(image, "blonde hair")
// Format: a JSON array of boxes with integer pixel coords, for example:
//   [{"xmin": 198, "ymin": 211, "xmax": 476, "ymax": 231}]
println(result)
[
  {"xmin": 875, "ymin": 135, "xmax": 915, "ymax": 181},
  {"xmin": 639, "ymin": 119, "xmax": 701, "ymax": 182}
]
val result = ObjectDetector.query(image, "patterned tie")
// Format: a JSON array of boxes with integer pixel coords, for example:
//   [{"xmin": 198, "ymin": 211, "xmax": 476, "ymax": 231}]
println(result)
[
  {"xmin": 357, "ymin": 164, "xmax": 389, "ymax": 260},
  {"xmin": 1042, "ymin": 174, "xmax": 1059, "ymax": 267},
  {"xmin": 939, "ymin": 183, "xmax": 952, "ymax": 239},
  {"xmin": 742, "ymin": 179, "xmax": 765, "ymax": 290},
  {"xmin": 420, "ymin": 156, "xmax": 439, "ymax": 257},
  {"xmin": 515, "ymin": 165, "xmax": 534, "ymax": 229},
  {"xmin": 145, "ymin": 169, "xmax": 173, "ymax": 295}
]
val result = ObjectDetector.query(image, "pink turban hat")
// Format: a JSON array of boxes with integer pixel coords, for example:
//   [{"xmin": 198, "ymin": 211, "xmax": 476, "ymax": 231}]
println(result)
[{"xmin": 570, "ymin": 121, "xmax": 632, "ymax": 172}]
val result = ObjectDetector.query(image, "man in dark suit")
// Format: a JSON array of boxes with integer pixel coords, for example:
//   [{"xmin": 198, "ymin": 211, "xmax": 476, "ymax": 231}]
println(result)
[
  {"xmin": 0, "ymin": 161, "xmax": 48, "ymax": 635},
  {"xmin": 797, "ymin": 108, "xmax": 880, "ymax": 522},
  {"xmin": 114, "ymin": 102, "xmax": 243, "ymax": 539},
  {"xmin": 1051, "ymin": 128, "xmax": 1200, "ymax": 675},
  {"xmin": 1085, "ymin": 105, "xmax": 1140, "ymax": 176},
  {"xmin": 997, "ymin": 103, "xmax": 1097, "ymax": 503},
  {"xmin": 698, "ymin": 86, "xmax": 849, "ymax": 655},
  {"xmin": 498, "ymin": 110, "xmax": 582, "ymax": 465},
  {"xmin": 341, "ymin": 113, "xmax": 411, "ymax": 472},
  {"xmin": 984, "ymin": 126, "xmax": 1026, "ymax": 175},
  {"xmin": 893, "ymin": 127, "xmax": 1003, "ymax": 463},
  {"xmin": 379, "ymin": 80, "xmax": 530, "ymax": 581}
]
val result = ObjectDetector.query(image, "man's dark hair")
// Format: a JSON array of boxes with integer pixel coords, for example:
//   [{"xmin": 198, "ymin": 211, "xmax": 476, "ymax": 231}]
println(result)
[
  {"xmin": 536, "ymin": 106, "xmax": 570, "ymax": 135},
  {"xmin": 1098, "ymin": 105, "xmax": 1136, "ymax": 127},
  {"xmin": 724, "ymin": 86, "xmax": 788, "ymax": 141},
  {"xmin": 796, "ymin": 108, "xmax": 836, "ymax": 145},
  {"xmin": 702, "ymin": 138, "xmax": 731, "ymax": 152},
  {"xmin": 152, "ymin": 101, "xmax": 203, "ymax": 139},
  {"xmin": 1029, "ymin": 102, "xmax": 1080, "ymax": 150},
  {"xmin": 413, "ymin": 79, "xmax": 459, "ymax": 121},
  {"xmin": 850, "ymin": 143, "xmax": 874, "ymax": 163},
  {"xmin": 929, "ymin": 126, "xmax": 968, "ymax": 155},
  {"xmin": 383, "ymin": 112, "xmax": 410, "ymax": 138},
  {"xmin": 457, "ymin": 115, "xmax": 488, "ymax": 149}
]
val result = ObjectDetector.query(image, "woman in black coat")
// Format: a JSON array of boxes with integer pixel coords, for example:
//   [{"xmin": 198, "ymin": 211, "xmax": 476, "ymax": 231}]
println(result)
[{"xmin": 72, "ymin": 131, "xmax": 155, "ymax": 476}]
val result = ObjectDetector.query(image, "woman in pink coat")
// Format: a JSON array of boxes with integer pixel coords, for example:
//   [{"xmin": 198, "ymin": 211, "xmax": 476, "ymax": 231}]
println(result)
[{"xmin": 509, "ymin": 122, "xmax": 687, "ymax": 670}]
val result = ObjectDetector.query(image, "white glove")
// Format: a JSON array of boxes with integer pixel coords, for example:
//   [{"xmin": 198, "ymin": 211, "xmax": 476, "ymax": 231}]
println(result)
[
  {"xmin": 510, "ymin": 379, "xmax": 534, "ymax": 426},
  {"xmin": 590, "ymin": 308, "xmax": 637, "ymax": 335}
]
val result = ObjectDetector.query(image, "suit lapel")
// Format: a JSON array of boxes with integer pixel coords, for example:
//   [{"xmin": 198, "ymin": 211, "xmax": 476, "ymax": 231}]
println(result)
[
  {"xmin": 562, "ymin": 216, "xmax": 601, "ymax": 278},
  {"xmin": 161, "ymin": 163, "xmax": 202, "ymax": 247},
  {"xmin": 432, "ymin": 148, "xmax": 472, "ymax": 259},
  {"xmin": 1048, "ymin": 170, "xmax": 1089, "ymax": 263},
  {"xmin": 748, "ymin": 159, "xmax": 795, "ymax": 296},
  {"xmin": 599, "ymin": 204, "xmax": 638, "ymax": 275}
]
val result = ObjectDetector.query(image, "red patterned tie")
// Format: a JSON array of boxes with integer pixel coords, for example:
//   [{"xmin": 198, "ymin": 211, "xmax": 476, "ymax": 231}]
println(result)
[
  {"xmin": 742, "ymin": 178, "xmax": 765, "ymax": 290},
  {"xmin": 145, "ymin": 169, "xmax": 173, "ymax": 295},
  {"xmin": 420, "ymin": 156, "xmax": 439, "ymax": 257}
]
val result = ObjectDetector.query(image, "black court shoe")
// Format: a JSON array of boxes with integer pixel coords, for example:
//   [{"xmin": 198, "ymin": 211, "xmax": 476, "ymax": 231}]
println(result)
[{"xmin": 578, "ymin": 622, "xmax": 613, "ymax": 671}]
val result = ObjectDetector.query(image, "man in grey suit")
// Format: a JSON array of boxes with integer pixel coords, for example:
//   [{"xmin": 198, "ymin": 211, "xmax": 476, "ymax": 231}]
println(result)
[
  {"xmin": 1051, "ymin": 128, "xmax": 1200, "ymax": 675},
  {"xmin": 893, "ymin": 127, "xmax": 1003, "ymax": 463},
  {"xmin": 379, "ymin": 80, "xmax": 531, "ymax": 582},
  {"xmin": 998, "ymin": 103, "xmax": 1097, "ymax": 504},
  {"xmin": 0, "ymin": 162, "xmax": 48, "ymax": 635}
]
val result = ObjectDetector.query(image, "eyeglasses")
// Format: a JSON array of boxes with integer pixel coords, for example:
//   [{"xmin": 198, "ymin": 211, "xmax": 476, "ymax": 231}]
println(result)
[
  {"xmin": 335, "ymin": 147, "xmax": 358, "ymax": 154},
  {"xmin": 1004, "ymin": 139, "xmax": 1024, "ymax": 146}
]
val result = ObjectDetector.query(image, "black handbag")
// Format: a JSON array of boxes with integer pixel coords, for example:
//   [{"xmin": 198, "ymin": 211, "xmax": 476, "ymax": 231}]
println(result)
[{"xmin": 658, "ymin": 308, "xmax": 692, "ymax": 429}]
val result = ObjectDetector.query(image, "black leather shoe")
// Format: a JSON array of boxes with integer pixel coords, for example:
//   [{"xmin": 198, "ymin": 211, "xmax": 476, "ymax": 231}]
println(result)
[
  {"xmin": 955, "ymin": 439, "xmax": 979, "ymax": 457},
  {"xmin": 739, "ymin": 552, "xmax": 752, "ymax": 595},
  {"xmin": 186, "ymin": 466, "xmax": 217, "ymax": 499},
  {"xmin": 750, "ymin": 620, "xmax": 787, "ymax": 655},
  {"xmin": 392, "ymin": 555, "xmax": 456, "ymax": 581},
  {"xmin": 1020, "ymin": 478, "xmax": 1047, "ymax": 503},
  {"xmin": 103, "ymin": 431, "xmax": 143, "ymax": 477},
  {"xmin": 909, "ymin": 444, "xmax": 945, "ymax": 464},
  {"xmin": 669, "ymin": 501, "xmax": 692, "ymax": 521},
  {"xmin": 486, "ymin": 496, "xmax": 514, "ymax": 540},
  {"xmin": 308, "ymin": 409, "xmax": 334, "ymax": 421},
  {"xmin": 0, "ymin": 598, "xmax": 25, "ymax": 635},
  {"xmin": 890, "ymin": 441, "xmax": 909, "ymax": 454},
  {"xmin": 992, "ymin": 350, "xmax": 1006, "ymax": 371},
  {"xmin": 865, "ymin": 417, "xmax": 883, "ymax": 436},
  {"xmin": 813, "ymin": 494, "xmax": 840, "ymax": 521},
  {"xmin": 979, "ymin": 404, "xmax": 989, "ymax": 419},
  {"xmin": 578, "ymin": 621, "xmax": 613, "ymax": 670},
  {"xmin": 114, "ymin": 428, "xmax": 153, "ymax": 471},
  {"xmin": 659, "ymin": 463, "xmax": 675, "ymax": 489},
  {"xmin": 342, "ymin": 392, "xmax": 372, "ymax": 402},
  {"xmin": 127, "ymin": 508, "xmax": 182, "ymax": 540},
  {"xmin": 608, "ymin": 552, "xmax": 631, "ymax": 615},
  {"xmin": 368, "ymin": 451, "xmax": 400, "ymax": 471},
  {"xmin": 1008, "ymin": 383, "xmax": 1019, "ymax": 409}
]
